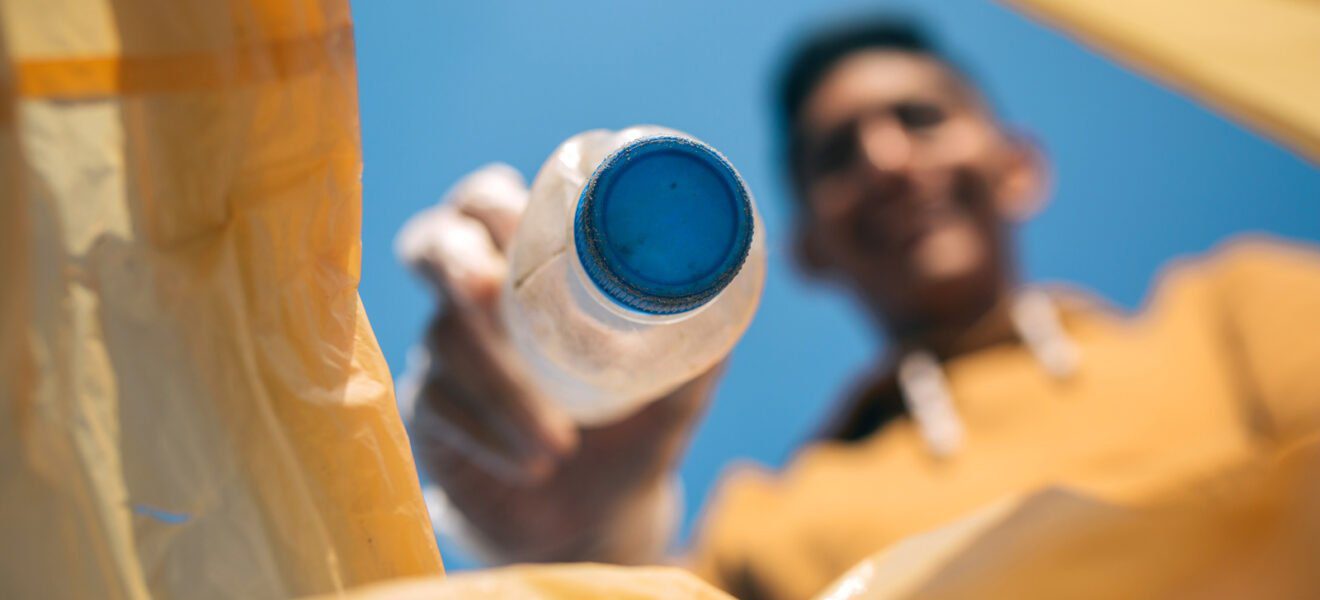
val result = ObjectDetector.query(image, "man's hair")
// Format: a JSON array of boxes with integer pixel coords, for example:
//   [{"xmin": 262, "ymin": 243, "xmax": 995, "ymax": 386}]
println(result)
[
  {"xmin": 778, "ymin": 17, "xmax": 941, "ymax": 132},
  {"xmin": 775, "ymin": 17, "xmax": 980, "ymax": 177}
]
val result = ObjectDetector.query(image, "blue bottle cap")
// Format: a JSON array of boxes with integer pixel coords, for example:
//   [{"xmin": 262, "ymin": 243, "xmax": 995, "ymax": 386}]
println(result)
[{"xmin": 574, "ymin": 135, "xmax": 753, "ymax": 315}]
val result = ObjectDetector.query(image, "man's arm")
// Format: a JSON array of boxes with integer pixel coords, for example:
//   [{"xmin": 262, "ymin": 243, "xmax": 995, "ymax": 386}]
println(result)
[{"xmin": 1209, "ymin": 236, "xmax": 1320, "ymax": 442}]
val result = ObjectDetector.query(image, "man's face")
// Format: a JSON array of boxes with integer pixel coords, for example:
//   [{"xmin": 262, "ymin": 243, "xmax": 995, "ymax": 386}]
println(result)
[{"xmin": 793, "ymin": 50, "xmax": 1039, "ymax": 328}]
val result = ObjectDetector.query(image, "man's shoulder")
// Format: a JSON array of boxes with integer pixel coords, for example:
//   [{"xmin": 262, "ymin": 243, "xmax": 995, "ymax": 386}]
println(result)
[
  {"xmin": 1203, "ymin": 234, "xmax": 1320, "ymax": 280},
  {"xmin": 1163, "ymin": 234, "xmax": 1320, "ymax": 287},
  {"xmin": 1131, "ymin": 234, "xmax": 1320, "ymax": 320}
]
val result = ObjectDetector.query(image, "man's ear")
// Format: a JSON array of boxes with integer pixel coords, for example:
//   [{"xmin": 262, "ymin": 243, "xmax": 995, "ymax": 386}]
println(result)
[
  {"xmin": 794, "ymin": 223, "xmax": 833, "ymax": 279},
  {"xmin": 994, "ymin": 133, "xmax": 1051, "ymax": 223}
]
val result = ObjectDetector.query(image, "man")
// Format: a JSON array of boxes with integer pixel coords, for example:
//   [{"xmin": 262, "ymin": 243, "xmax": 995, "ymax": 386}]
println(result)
[{"xmin": 403, "ymin": 19, "xmax": 1320, "ymax": 600}]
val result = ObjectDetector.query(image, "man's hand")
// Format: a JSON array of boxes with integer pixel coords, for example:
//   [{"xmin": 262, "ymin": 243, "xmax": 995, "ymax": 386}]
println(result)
[{"xmin": 397, "ymin": 164, "xmax": 721, "ymax": 563}]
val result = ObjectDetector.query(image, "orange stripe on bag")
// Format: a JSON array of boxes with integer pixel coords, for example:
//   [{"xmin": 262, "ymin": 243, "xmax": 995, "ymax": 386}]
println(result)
[{"xmin": 14, "ymin": 24, "xmax": 353, "ymax": 100}]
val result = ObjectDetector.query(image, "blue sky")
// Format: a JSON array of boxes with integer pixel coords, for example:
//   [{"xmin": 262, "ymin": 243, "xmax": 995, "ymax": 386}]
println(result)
[{"xmin": 351, "ymin": 0, "xmax": 1320, "ymax": 567}]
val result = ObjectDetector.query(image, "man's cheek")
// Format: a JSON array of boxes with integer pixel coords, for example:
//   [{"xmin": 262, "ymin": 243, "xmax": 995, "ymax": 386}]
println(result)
[
  {"xmin": 948, "ymin": 161, "xmax": 1002, "ymax": 216},
  {"xmin": 808, "ymin": 177, "xmax": 863, "ymax": 221}
]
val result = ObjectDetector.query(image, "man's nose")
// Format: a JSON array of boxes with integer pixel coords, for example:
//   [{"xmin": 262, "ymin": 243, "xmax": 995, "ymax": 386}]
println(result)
[{"xmin": 858, "ymin": 115, "xmax": 914, "ymax": 177}]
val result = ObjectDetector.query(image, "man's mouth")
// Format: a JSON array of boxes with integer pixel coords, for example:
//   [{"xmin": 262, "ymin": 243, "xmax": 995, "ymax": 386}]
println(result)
[
  {"xmin": 908, "ymin": 220, "xmax": 983, "ymax": 280},
  {"xmin": 854, "ymin": 200, "xmax": 964, "ymax": 256}
]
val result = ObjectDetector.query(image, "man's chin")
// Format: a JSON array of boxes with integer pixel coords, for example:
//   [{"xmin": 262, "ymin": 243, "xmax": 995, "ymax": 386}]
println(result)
[{"xmin": 894, "ymin": 269, "xmax": 1001, "ymax": 328}]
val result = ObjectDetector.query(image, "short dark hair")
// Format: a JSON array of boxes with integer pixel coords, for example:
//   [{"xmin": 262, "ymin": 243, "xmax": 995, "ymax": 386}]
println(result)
[
  {"xmin": 778, "ymin": 17, "xmax": 941, "ymax": 132},
  {"xmin": 775, "ymin": 17, "xmax": 979, "ymax": 178}
]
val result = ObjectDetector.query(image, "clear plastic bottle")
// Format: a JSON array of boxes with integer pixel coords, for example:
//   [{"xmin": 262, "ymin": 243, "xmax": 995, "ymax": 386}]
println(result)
[{"xmin": 504, "ymin": 126, "xmax": 765, "ymax": 425}]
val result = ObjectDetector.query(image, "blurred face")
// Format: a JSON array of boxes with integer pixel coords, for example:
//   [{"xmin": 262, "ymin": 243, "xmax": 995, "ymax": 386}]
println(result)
[{"xmin": 792, "ymin": 50, "xmax": 1042, "ymax": 331}]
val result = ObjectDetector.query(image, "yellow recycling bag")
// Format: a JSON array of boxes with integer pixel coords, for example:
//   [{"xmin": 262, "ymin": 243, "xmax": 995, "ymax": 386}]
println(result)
[
  {"xmin": 1004, "ymin": 0, "xmax": 1320, "ymax": 164},
  {"xmin": 0, "ymin": 1, "xmax": 443, "ymax": 598},
  {"xmin": 816, "ymin": 436, "xmax": 1320, "ymax": 599}
]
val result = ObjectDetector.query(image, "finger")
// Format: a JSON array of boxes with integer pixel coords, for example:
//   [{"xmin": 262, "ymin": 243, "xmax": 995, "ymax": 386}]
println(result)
[
  {"xmin": 418, "ymin": 434, "xmax": 568, "ymax": 556},
  {"xmin": 417, "ymin": 429, "xmax": 517, "ymax": 521},
  {"xmin": 447, "ymin": 163, "xmax": 528, "ymax": 252},
  {"xmin": 397, "ymin": 205, "xmax": 507, "ymax": 312},
  {"xmin": 426, "ymin": 313, "xmax": 579, "ymax": 466},
  {"xmin": 576, "ymin": 361, "xmax": 725, "ymax": 485},
  {"xmin": 427, "ymin": 312, "xmax": 578, "ymax": 457},
  {"xmin": 414, "ymin": 367, "xmax": 558, "ymax": 484}
]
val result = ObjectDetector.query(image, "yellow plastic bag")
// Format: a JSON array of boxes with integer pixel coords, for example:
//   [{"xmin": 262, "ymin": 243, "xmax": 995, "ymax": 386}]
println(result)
[
  {"xmin": 1003, "ymin": 0, "xmax": 1320, "ymax": 163},
  {"xmin": 0, "ymin": 1, "xmax": 443, "ymax": 598},
  {"xmin": 324, "ymin": 564, "xmax": 736, "ymax": 600},
  {"xmin": 816, "ymin": 436, "xmax": 1320, "ymax": 599}
]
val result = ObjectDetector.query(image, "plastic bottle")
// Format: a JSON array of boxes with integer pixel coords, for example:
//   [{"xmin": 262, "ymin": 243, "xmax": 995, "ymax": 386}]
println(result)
[{"xmin": 505, "ymin": 126, "xmax": 765, "ymax": 425}]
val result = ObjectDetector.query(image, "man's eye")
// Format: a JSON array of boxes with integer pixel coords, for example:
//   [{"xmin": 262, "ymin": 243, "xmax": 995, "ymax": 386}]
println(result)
[
  {"xmin": 895, "ymin": 102, "xmax": 946, "ymax": 130},
  {"xmin": 809, "ymin": 129, "xmax": 857, "ymax": 174}
]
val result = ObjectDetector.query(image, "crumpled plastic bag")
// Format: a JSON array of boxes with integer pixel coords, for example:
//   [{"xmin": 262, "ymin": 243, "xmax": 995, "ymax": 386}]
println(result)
[
  {"xmin": 319, "ymin": 564, "xmax": 735, "ymax": 600},
  {"xmin": 1004, "ymin": 0, "xmax": 1320, "ymax": 163},
  {"xmin": 0, "ymin": 1, "xmax": 442, "ymax": 597},
  {"xmin": 816, "ymin": 435, "xmax": 1320, "ymax": 599}
]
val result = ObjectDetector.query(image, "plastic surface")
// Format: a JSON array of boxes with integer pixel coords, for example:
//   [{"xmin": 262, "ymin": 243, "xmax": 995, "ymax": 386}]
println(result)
[
  {"xmin": 1005, "ymin": 0, "xmax": 1320, "ymax": 163},
  {"xmin": 0, "ymin": 2, "xmax": 443, "ymax": 598},
  {"xmin": 575, "ymin": 136, "xmax": 753, "ymax": 315},
  {"xmin": 816, "ymin": 437, "xmax": 1320, "ymax": 599},
  {"xmin": 506, "ymin": 127, "xmax": 766, "ymax": 425},
  {"xmin": 323, "ymin": 564, "xmax": 735, "ymax": 600}
]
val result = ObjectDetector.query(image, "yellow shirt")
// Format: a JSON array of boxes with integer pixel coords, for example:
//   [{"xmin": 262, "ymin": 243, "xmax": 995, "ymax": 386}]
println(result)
[{"xmin": 689, "ymin": 236, "xmax": 1320, "ymax": 600}]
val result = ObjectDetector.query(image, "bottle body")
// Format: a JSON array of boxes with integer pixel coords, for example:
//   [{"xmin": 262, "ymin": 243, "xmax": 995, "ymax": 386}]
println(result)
[{"xmin": 503, "ymin": 126, "xmax": 765, "ymax": 425}]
